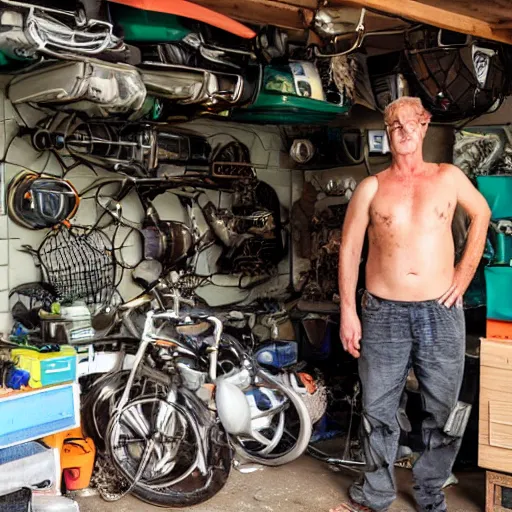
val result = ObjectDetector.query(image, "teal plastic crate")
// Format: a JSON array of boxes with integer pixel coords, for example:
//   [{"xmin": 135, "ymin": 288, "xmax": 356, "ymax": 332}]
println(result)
[
  {"xmin": 0, "ymin": 383, "xmax": 79, "ymax": 448},
  {"xmin": 494, "ymin": 232, "xmax": 512, "ymax": 265},
  {"xmin": 485, "ymin": 266, "xmax": 512, "ymax": 320},
  {"xmin": 476, "ymin": 176, "xmax": 512, "ymax": 220}
]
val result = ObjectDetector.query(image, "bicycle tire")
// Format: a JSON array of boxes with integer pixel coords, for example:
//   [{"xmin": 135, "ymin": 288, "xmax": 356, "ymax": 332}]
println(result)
[
  {"xmin": 130, "ymin": 422, "xmax": 231, "ymax": 508},
  {"xmin": 89, "ymin": 372, "xmax": 232, "ymax": 508},
  {"xmin": 230, "ymin": 369, "xmax": 312, "ymax": 466}
]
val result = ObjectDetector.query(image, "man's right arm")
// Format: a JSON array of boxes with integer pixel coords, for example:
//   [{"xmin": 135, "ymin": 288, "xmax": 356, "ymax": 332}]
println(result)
[{"xmin": 338, "ymin": 176, "xmax": 378, "ymax": 358}]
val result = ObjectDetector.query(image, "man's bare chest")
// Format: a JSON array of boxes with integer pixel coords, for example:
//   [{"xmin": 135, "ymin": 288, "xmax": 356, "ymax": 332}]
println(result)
[{"xmin": 369, "ymin": 179, "xmax": 456, "ymax": 232}]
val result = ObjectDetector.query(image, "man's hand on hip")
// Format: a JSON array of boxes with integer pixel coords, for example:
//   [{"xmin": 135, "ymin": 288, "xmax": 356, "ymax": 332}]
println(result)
[
  {"xmin": 340, "ymin": 307, "xmax": 362, "ymax": 358},
  {"xmin": 438, "ymin": 266, "xmax": 472, "ymax": 308}
]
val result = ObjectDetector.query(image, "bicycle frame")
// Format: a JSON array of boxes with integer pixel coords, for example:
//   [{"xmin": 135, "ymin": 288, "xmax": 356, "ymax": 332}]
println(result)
[{"xmin": 116, "ymin": 307, "xmax": 223, "ymax": 414}]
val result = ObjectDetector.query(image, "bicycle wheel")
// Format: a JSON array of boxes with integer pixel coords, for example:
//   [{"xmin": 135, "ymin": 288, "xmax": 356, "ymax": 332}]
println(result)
[
  {"xmin": 82, "ymin": 370, "xmax": 160, "ymax": 450},
  {"xmin": 130, "ymin": 421, "xmax": 231, "ymax": 508},
  {"xmin": 107, "ymin": 397, "xmax": 201, "ymax": 487},
  {"xmin": 230, "ymin": 369, "xmax": 312, "ymax": 466},
  {"xmin": 105, "ymin": 388, "xmax": 232, "ymax": 508}
]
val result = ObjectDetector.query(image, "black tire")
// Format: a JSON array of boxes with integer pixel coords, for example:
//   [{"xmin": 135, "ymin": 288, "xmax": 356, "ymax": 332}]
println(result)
[
  {"xmin": 130, "ymin": 423, "xmax": 232, "ymax": 508},
  {"xmin": 81, "ymin": 370, "xmax": 135, "ymax": 451},
  {"xmin": 84, "ymin": 371, "xmax": 232, "ymax": 508}
]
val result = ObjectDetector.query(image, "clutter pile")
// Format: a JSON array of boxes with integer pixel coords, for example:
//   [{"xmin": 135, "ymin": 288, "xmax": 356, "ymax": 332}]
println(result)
[{"xmin": 0, "ymin": 0, "xmax": 509, "ymax": 509}]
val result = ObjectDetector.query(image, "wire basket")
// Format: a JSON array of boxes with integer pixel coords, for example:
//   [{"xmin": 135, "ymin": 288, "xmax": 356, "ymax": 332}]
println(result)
[{"xmin": 36, "ymin": 225, "xmax": 116, "ymax": 307}]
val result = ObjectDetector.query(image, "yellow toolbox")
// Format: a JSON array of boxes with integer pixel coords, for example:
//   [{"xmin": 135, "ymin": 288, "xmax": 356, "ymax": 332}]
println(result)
[{"xmin": 11, "ymin": 346, "xmax": 77, "ymax": 388}]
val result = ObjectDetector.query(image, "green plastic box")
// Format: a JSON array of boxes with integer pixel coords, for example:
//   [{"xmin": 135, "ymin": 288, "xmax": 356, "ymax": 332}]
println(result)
[
  {"xmin": 476, "ymin": 176, "xmax": 512, "ymax": 220},
  {"xmin": 485, "ymin": 265, "xmax": 512, "ymax": 320}
]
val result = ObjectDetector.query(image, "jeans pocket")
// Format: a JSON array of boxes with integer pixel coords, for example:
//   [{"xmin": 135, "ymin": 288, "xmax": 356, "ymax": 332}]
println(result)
[
  {"xmin": 362, "ymin": 291, "xmax": 382, "ymax": 313},
  {"xmin": 435, "ymin": 299, "xmax": 464, "ymax": 320}
]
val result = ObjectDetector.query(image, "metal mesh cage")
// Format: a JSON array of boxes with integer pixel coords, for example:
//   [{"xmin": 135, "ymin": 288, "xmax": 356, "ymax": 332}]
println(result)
[{"xmin": 36, "ymin": 225, "xmax": 116, "ymax": 307}]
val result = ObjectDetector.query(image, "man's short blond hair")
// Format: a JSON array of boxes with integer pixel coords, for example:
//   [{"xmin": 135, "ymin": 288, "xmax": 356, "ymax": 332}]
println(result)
[{"xmin": 384, "ymin": 97, "xmax": 432, "ymax": 126}]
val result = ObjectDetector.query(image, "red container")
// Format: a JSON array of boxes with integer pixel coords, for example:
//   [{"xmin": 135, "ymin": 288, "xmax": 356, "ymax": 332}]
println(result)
[{"xmin": 487, "ymin": 319, "xmax": 512, "ymax": 340}]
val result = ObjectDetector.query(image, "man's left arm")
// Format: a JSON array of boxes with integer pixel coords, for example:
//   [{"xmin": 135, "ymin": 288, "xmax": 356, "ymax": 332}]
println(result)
[{"xmin": 439, "ymin": 165, "xmax": 491, "ymax": 308}]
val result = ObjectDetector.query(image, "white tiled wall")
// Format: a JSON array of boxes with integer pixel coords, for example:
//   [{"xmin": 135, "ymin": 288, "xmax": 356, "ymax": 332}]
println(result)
[{"xmin": 0, "ymin": 82, "xmax": 297, "ymax": 333}]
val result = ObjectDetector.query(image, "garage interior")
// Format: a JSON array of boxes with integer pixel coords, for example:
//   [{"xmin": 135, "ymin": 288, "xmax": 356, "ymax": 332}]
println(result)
[{"xmin": 0, "ymin": 0, "xmax": 511, "ymax": 511}]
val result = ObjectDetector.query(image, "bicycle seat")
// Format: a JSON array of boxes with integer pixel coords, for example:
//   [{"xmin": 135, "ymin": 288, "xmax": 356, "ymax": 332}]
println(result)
[
  {"xmin": 118, "ymin": 294, "xmax": 152, "ymax": 311},
  {"xmin": 175, "ymin": 321, "xmax": 211, "ymax": 336}
]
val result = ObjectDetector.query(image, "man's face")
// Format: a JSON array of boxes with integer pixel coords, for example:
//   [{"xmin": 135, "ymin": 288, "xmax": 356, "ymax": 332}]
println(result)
[{"xmin": 386, "ymin": 105, "xmax": 428, "ymax": 156}]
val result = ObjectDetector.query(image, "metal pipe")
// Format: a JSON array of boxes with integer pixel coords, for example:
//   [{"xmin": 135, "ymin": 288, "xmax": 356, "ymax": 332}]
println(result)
[{"xmin": 207, "ymin": 316, "xmax": 223, "ymax": 382}]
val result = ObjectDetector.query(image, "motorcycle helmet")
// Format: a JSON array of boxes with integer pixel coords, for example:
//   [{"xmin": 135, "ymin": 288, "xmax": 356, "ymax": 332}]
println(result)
[
  {"xmin": 141, "ymin": 205, "xmax": 194, "ymax": 270},
  {"xmin": 405, "ymin": 27, "xmax": 507, "ymax": 121},
  {"xmin": 7, "ymin": 170, "xmax": 79, "ymax": 229}
]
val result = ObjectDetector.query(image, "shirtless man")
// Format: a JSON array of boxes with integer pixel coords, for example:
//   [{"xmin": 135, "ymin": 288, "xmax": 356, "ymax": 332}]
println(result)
[{"xmin": 332, "ymin": 97, "xmax": 491, "ymax": 512}]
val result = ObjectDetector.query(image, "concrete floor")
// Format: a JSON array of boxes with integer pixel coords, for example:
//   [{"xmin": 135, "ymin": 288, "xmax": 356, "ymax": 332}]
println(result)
[{"xmin": 76, "ymin": 456, "xmax": 485, "ymax": 512}]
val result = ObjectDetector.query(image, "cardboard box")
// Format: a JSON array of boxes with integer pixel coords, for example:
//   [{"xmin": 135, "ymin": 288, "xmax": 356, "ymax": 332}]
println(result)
[{"xmin": 479, "ymin": 338, "xmax": 512, "ymax": 473}]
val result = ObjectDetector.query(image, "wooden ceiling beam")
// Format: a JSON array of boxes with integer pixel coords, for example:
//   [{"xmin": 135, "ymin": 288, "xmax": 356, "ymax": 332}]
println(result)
[
  {"xmin": 188, "ymin": 0, "xmax": 314, "ymax": 30},
  {"xmin": 419, "ymin": 0, "xmax": 512, "ymax": 24},
  {"xmin": 272, "ymin": 0, "xmax": 319, "ymax": 7},
  {"xmin": 491, "ymin": 21, "xmax": 512, "ymax": 31},
  {"xmin": 328, "ymin": 0, "xmax": 512, "ymax": 45}
]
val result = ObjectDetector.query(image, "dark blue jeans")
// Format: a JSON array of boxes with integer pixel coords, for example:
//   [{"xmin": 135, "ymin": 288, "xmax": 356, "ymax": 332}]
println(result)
[{"xmin": 349, "ymin": 291, "xmax": 465, "ymax": 512}]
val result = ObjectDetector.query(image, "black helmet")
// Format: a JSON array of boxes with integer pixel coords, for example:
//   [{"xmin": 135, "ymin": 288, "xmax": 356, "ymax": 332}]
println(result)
[{"xmin": 7, "ymin": 170, "xmax": 79, "ymax": 229}]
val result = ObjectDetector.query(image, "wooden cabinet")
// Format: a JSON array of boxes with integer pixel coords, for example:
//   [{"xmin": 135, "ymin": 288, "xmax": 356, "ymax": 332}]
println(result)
[{"xmin": 480, "ymin": 338, "xmax": 512, "ymax": 473}]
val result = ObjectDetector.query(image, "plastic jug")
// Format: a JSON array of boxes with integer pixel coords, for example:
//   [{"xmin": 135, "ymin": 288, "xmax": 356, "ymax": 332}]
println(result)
[{"xmin": 254, "ymin": 341, "xmax": 298, "ymax": 369}]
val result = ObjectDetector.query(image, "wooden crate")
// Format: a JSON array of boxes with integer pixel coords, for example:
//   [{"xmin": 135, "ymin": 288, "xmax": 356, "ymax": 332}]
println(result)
[
  {"xmin": 479, "ymin": 338, "xmax": 512, "ymax": 473},
  {"xmin": 487, "ymin": 471, "xmax": 512, "ymax": 512}
]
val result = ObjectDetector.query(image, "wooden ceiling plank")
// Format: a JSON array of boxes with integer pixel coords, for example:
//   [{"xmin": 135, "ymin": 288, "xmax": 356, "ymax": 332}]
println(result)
[
  {"xmin": 188, "ymin": 0, "xmax": 313, "ymax": 30},
  {"xmin": 480, "ymin": 4, "xmax": 512, "ymax": 19},
  {"xmin": 272, "ymin": 0, "xmax": 319, "ymax": 7},
  {"xmin": 484, "ymin": 0, "xmax": 512, "ymax": 14},
  {"xmin": 492, "ymin": 21, "xmax": 512, "ymax": 30},
  {"xmin": 419, "ymin": 0, "xmax": 512, "ymax": 24},
  {"xmin": 329, "ymin": 0, "xmax": 512, "ymax": 44}
]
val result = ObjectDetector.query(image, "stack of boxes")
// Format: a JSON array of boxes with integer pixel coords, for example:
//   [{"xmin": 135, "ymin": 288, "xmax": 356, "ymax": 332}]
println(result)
[
  {"xmin": 477, "ymin": 175, "xmax": 512, "ymax": 473},
  {"xmin": 478, "ymin": 175, "xmax": 512, "ymax": 338},
  {"xmin": 0, "ymin": 344, "xmax": 87, "ymax": 509},
  {"xmin": 0, "ymin": 345, "xmax": 79, "ymax": 448}
]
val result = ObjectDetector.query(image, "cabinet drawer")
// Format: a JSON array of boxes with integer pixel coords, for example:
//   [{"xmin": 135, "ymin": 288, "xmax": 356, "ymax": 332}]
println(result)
[
  {"xmin": 489, "ymin": 401, "xmax": 512, "ymax": 450},
  {"xmin": 0, "ymin": 383, "xmax": 79, "ymax": 448},
  {"xmin": 479, "ymin": 338, "xmax": 512, "ymax": 472},
  {"xmin": 481, "ymin": 338, "xmax": 512, "ymax": 371},
  {"xmin": 40, "ymin": 356, "xmax": 76, "ymax": 387}
]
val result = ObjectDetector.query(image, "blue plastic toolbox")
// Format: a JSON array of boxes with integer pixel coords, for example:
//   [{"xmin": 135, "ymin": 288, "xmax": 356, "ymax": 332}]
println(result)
[{"xmin": 0, "ymin": 383, "xmax": 79, "ymax": 449}]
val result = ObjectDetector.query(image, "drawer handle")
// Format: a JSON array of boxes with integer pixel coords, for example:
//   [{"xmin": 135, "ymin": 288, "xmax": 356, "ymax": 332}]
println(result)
[{"xmin": 46, "ymin": 364, "xmax": 71, "ymax": 374}]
